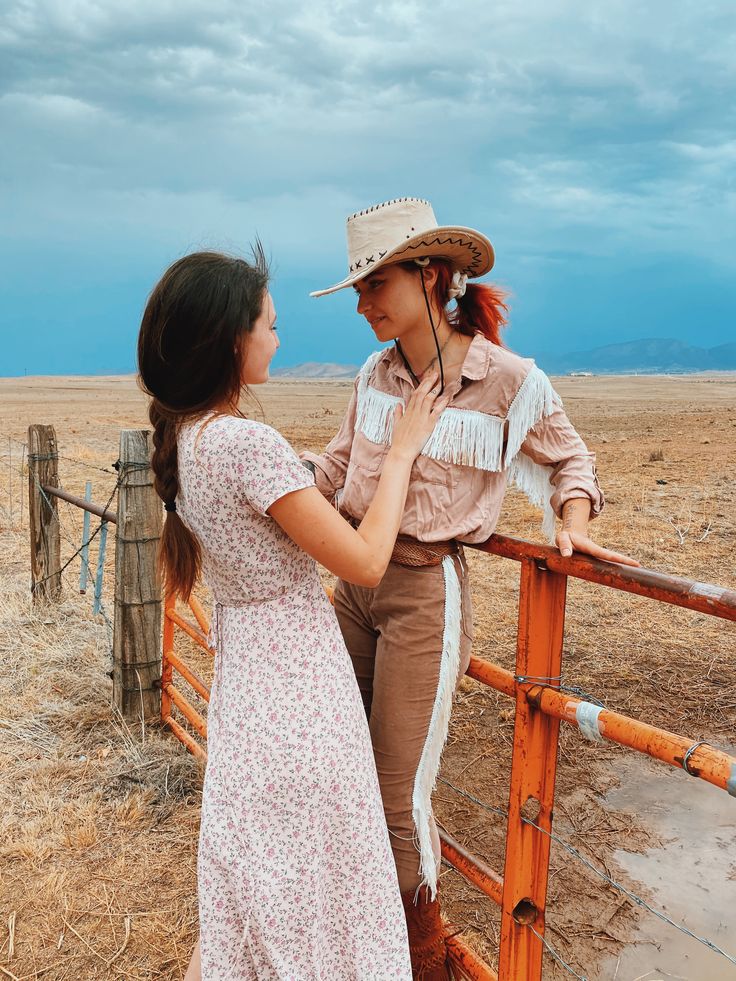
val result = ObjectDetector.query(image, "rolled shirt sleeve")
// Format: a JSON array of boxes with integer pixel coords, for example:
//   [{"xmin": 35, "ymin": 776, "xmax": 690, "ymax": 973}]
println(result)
[
  {"xmin": 300, "ymin": 378, "xmax": 359, "ymax": 502},
  {"xmin": 519, "ymin": 404, "xmax": 605, "ymax": 520}
]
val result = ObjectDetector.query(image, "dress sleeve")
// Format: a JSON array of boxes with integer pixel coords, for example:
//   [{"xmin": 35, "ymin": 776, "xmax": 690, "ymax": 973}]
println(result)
[
  {"xmin": 300, "ymin": 377, "xmax": 359, "ymax": 501},
  {"xmin": 520, "ymin": 404, "xmax": 605, "ymax": 520},
  {"xmin": 229, "ymin": 421, "xmax": 315, "ymax": 517}
]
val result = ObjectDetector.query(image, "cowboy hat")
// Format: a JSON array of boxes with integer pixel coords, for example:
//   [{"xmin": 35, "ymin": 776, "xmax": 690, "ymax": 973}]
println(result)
[{"xmin": 310, "ymin": 197, "xmax": 494, "ymax": 297}]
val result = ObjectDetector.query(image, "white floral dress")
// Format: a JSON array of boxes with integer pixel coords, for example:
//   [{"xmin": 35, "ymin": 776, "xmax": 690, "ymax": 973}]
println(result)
[{"xmin": 176, "ymin": 414, "xmax": 411, "ymax": 981}]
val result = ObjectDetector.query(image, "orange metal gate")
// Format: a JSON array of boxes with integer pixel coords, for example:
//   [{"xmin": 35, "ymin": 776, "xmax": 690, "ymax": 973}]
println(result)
[{"xmin": 161, "ymin": 533, "xmax": 736, "ymax": 980}]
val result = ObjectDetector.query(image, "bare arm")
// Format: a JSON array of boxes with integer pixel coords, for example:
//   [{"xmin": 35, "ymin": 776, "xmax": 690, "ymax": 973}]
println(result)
[
  {"xmin": 557, "ymin": 497, "xmax": 640, "ymax": 566},
  {"xmin": 270, "ymin": 371, "xmax": 448, "ymax": 587},
  {"xmin": 268, "ymin": 451, "xmax": 413, "ymax": 586}
]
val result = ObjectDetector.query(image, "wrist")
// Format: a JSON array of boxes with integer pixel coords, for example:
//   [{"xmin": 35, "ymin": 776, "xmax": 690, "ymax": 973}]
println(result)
[
  {"xmin": 386, "ymin": 445, "xmax": 415, "ymax": 466},
  {"xmin": 561, "ymin": 497, "xmax": 591, "ymax": 534}
]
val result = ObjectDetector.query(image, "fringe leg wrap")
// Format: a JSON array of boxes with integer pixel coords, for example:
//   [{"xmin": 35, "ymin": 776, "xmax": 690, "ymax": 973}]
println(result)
[
  {"xmin": 401, "ymin": 886, "xmax": 453, "ymax": 980},
  {"xmin": 411, "ymin": 555, "xmax": 462, "ymax": 901}
]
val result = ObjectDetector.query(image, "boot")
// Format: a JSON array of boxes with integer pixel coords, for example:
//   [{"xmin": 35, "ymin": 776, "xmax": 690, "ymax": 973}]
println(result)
[{"xmin": 401, "ymin": 885, "xmax": 456, "ymax": 980}]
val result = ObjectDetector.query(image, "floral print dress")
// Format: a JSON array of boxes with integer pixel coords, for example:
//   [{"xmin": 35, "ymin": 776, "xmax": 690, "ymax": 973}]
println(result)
[{"xmin": 176, "ymin": 414, "xmax": 411, "ymax": 981}]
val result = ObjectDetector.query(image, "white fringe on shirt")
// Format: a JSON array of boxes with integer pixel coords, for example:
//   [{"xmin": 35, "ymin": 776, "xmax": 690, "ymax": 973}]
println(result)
[
  {"xmin": 355, "ymin": 384, "xmax": 402, "ymax": 444},
  {"xmin": 355, "ymin": 351, "xmax": 385, "ymax": 419},
  {"xmin": 423, "ymin": 408, "xmax": 505, "ymax": 471},
  {"xmin": 503, "ymin": 363, "xmax": 562, "ymax": 465},
  {"xmin": 507, "ymin": 452, "xmax": 558, "ymax": 543},
  {"xmin": 354, "ymin": 353, "xmax": 562, "ymax": 538},
  {"xmin": 411, "ymin": 554, "xmax": 462, "ymax": 900}
]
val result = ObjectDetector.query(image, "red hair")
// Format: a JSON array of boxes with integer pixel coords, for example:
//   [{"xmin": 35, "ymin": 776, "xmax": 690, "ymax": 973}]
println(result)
[{"xmin": 404, "ymin": 258, "xmax": 509, "ymax": 345}]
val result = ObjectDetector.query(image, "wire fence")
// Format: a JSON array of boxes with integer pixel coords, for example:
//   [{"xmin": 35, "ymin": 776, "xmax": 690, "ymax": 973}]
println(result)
[
  {"xmin": 438, "ymin": 775, "xmax": 736, "ymax": 978},
  {"xmin": 2, "ymin": 434, "xmax": 117, "ymax": 529},
  {"xmin": 6, "ymin": 433, "xmax": 116, "ymax": 473},
  {"xmin": 2, "ymin": 435, "xmax": 119, "ymax": 649}
]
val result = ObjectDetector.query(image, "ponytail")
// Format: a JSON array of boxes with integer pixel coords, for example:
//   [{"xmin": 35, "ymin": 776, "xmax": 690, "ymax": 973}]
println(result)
[
  {"xmin": 149, "ymin": 399, "xmax": 201, "ymax": 600},
  {"xmin": 454, "ymin": 281, "xmax": 509, "ymax": 346}
]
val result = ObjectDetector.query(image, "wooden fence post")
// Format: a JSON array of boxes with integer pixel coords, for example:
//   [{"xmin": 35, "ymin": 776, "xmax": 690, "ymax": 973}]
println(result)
[
  {"xmin": 28, "ymin": 424, "xmax": 61, "ymax": 604},
  {"xmin": 113, "ymin": 430, "xmax": 162, "ymax": 721}
]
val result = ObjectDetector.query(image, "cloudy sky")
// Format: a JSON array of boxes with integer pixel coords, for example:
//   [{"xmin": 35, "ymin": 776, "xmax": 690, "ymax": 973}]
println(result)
[{"xmin": 1, "ymin": 0, "xmax": 734, "ymax": 375}]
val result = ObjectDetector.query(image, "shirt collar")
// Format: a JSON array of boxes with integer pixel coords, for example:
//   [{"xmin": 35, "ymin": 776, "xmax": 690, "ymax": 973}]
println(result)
[
  {"xmin": 460, "ymin": 333, "xmax": 492, "ymax": 381},
  {"xmin": 382, "ymin": 332, "xmax": 491, "ymax": 385},
  {"xmin": 383, "ymin": 345, "xmax": 413, "ymax": 384}
]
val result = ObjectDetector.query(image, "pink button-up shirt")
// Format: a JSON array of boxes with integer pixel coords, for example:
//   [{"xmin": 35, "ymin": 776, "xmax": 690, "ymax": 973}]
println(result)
[{"xmin": 302, "ymin": 334, "xmax": 603, "ymax": 544}]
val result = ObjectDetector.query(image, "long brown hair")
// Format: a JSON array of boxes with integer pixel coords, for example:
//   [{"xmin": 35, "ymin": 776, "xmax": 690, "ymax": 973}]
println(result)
[
  {"xmin": 403, "ymin": 258, "xmax": 509, "ymax": 345},
  {"xmin": 137, "ymin": 247, "xmax": 269, "ymax": 599}
]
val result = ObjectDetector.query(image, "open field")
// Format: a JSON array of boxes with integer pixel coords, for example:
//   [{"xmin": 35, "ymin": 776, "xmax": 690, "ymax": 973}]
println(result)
[{"xmin": 1, "ymin": 372, "xmax": 735, "ymax": 980}]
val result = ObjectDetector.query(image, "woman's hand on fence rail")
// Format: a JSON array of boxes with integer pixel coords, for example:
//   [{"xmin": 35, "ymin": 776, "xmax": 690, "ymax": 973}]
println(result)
[
  {"xmin": 557, "ymin": 497, "xmax": 640, "ymax": 567},
  {"xmin": 555, "ymin": 529, "xmax": 640, "ymax": 567}
]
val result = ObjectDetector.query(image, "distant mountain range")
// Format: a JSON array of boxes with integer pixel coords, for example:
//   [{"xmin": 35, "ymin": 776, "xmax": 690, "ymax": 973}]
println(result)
[
  {"xmin": 536, "ymin": 338, "xmax": 736, "ymax": 374},
  {"xmin": 271, "ymin": 361, "xmax": 359, "ymax": 379},
  {"xmin": 272, "ymin": 339, "xmax": 736, "ymax": 378}
]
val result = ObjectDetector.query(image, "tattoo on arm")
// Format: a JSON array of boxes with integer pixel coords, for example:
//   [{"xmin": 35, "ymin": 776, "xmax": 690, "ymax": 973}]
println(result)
[{"xmin": 562, "ymin": 499, "xmax": 588, "ymax": 531}]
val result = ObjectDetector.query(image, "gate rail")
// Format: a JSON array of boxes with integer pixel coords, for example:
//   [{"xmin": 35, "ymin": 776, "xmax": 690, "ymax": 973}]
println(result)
[{"xmin": 161, "ymin": 534, "xmax": 736, "ymax": 981}]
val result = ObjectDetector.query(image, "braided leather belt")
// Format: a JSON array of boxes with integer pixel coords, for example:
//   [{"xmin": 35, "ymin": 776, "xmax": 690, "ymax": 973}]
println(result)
[
  {"xmin": 390, "ymin": 535, "xmax": 459, "ymax": 568},
  {"xmin": 343, "ymin": 513, "xmax": 457, "ymax": 568}
]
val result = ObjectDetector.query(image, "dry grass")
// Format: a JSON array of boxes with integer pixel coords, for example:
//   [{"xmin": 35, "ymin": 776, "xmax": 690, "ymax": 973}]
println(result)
[
  {"xmin": 0, "ymin": 566, "xmax": 204, "ymax": 980},
  {"xmin": 0, "ymin": 372, "xmax": 734, "ymax": 980}
]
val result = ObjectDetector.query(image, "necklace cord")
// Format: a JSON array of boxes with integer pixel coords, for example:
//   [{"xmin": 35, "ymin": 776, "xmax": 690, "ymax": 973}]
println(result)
[
  {"xmin": 395, "ymin": 339, "xmax": 420, "ymax": 386},
  {"xmin": 420, "ymin": 270, "xmax": 445, "ymax": 395},
  {"xmin": 394, "ymin": 269, "xmax": 448, "ymax": 393}
]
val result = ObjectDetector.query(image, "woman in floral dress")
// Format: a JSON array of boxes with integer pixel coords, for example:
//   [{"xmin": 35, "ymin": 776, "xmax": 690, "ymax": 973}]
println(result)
[{"xmin": 137, "ymin": 248, "xmax": 449, "ymax": 979}]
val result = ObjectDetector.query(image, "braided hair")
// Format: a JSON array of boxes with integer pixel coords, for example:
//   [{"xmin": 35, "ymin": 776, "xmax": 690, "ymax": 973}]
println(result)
[{"xmin": 137, "ymin": 247, "xmax": 269, "ymax": 599}]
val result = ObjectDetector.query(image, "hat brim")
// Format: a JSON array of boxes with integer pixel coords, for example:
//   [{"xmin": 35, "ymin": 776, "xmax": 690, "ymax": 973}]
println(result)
[{"xmin": 310, "ymin": 225, "xmax": 495, "ymax": 298}]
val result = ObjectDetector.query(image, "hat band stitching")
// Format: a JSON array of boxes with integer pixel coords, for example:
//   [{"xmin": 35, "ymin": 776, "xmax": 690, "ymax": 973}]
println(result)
[
  {"xmin": 347, "ymin": 197, "xmax": 430, "ymax": 222},
  {"xmin": 394, "ymin": 236, "xmax": 484, "ymax": 267},
  {"xmin": 348, "ymin": 236, "xmax": 483, "ymax": 275},
  {"xmin": 350, "ymin": 250, "xmax": 388, "ymax": 273}
]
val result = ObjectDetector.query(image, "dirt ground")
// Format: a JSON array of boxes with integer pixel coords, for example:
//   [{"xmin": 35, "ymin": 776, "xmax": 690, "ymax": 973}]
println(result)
[{"xmin": 0, "ymin": 372, "xmax": 734, "ymax": 980}]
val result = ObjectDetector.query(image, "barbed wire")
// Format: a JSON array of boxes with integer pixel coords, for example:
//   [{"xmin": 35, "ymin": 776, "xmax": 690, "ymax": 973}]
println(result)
[
  {"xmin": 30, "ymin": 471, "xmax": 120, "ymax": 601},
  {"xmin": 439, "ymin": 777, "xmax": 507, "ymax": 820},
  {"xmin": 34, "ymin": 482, "xmax": 116, "ymax": 640},
  {"xmin": 438, "ymin": 776, "xmax": 736, "ymax": 969},
  {"xmin": 438, "ymin": 780, "xmax": 588, "ymax": 978},
  {"xmin": 513, "ymin": 673, "xmax": 605, "ymax": 708},
  {"xmin": 4, "ymin": 436, "xmax": 117, "ymax": 474},
  {"xmin": 52, "ymin": 453, "xmax": 117, "ymax": 475},
  {"xmin": 2, "ymin": 438, "xmax": 115, "ymax": 540},
  {"xmin": 11, "ymin": 482, "xmax": 116, "ymax": 651},
  {"xmin": 28, "ymin": 458, "xmax": 154, "ymax": 640},
  {"xmin": 57, "ymin": 495, "xmax": 115, "ymax": 640},
  {"xmin": 528, "ymin": 924, "xmax": 588, "ymax": 981}
]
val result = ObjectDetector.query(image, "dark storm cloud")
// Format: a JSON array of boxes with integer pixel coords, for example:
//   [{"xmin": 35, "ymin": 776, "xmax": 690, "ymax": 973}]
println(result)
[{"xmin": 1, "ymin": 1, "xmax": 734, "ymax": 373}]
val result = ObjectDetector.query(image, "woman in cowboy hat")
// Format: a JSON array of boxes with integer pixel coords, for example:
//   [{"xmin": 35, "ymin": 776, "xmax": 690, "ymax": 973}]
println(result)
[{"xmin": 303, "ymin": 197, "xmax": 639, "ymax": 980}]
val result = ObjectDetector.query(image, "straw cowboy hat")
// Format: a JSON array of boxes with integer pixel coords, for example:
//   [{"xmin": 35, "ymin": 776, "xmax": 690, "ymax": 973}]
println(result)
[{"xmin": 310, "ymin": 197, "xmax": 495, "ymax": 297}]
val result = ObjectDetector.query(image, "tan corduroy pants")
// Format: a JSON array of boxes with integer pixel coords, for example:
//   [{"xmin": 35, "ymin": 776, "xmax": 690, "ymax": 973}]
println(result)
[{"xmin": 333, "ymin": 553, "xmax": 474, "ymax": 892}]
